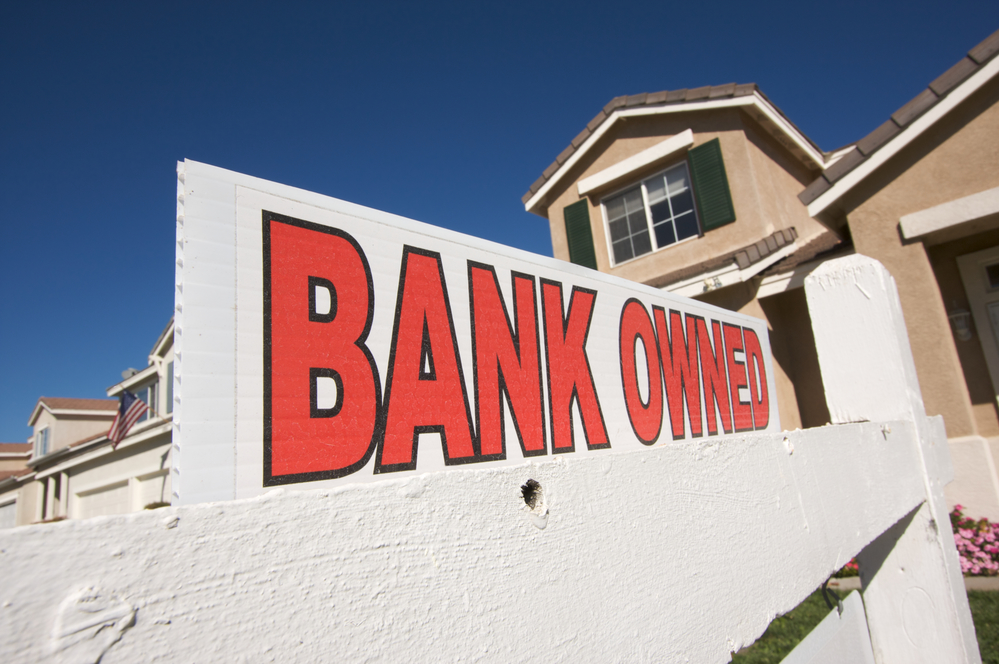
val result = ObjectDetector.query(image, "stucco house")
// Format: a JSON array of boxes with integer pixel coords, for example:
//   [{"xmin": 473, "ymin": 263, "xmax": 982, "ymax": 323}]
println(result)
[
  {"xmin": 0, "ymin": 319, "xmax": 175, "ymax": 527},
  {"xmin": 523, "ymin": 28, "xmax": 999, "ymax": 519}
]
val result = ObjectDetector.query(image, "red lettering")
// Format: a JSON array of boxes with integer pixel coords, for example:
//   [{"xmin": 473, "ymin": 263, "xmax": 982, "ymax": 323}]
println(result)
[
  {"xmin": 619, "ymin": 299, "xmax": 663, "ymax": 445},
  {"xmin": 469, "ymin": 263, "xmax": 546, "ymax": 458},
  {"xmin": 723, "ymin": 324, "xmax": 753, "ymax": 432},
  {"xmin": 743, "ymin": 328, "xmax": 770, "ymax": 430},
  {"xmin": 541, "ymin": 280, "xmax": 609, "ymax": 452},
  {"xmin": 653, "ymin": 307, "xmax": 702, "ymax": 439},
  {"xmin": 264, "ymin": 213, "xmax": 380, "ymax": 483},
  {"xmin": 696, "ymin": 318, "xmax": 733, "ymax": 435},
  {"xmin": 377, "ymin": 248, "xmax": 475, "ymax": 471}
]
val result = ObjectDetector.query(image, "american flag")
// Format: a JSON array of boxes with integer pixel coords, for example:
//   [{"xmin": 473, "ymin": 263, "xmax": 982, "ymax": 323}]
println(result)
[{"xmin": 108, "ymin": 390, "xmax": 149, "ymax": 449}]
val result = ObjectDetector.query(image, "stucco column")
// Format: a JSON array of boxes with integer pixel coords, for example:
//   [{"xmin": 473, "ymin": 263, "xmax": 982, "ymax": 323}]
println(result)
[
  {"xmin": 44, "ymin": 477, "xmax": 56, "ymax": 521},
  {"xmin": 59, "ymin": 472, "xmax": 69, "ymax": 518}
]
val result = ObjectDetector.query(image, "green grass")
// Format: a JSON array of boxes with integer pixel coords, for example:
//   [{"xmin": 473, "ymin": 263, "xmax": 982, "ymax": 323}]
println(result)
[
  {"xmin": 731, "ymin": 589, "xmax": 835, "ymax": 664},
  {"xmin": 970, "ymin": 592, "xmax": 999, "ymax": 664},
  {"xmin": 731, "ymin": 589, "xmax": 999, "ymax": 663}
]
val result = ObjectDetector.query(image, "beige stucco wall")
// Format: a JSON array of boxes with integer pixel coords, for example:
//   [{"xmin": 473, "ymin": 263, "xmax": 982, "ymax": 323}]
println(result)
[
  {"xmin": 13, "ymin": 481, "xmax": 41, "ymax": 526},
  {"xmin": 542, "ymin": 107, "xmax": 825, "ymax": 285},
  {"xmin": 0, "ymin": 458, "xmax": 29, "ymax": 472},
  {"xmin": 65, "ymin": 432, "xmax": 172, "ymax": 517},
  {"xmin": 836, "ymin": 75, "xmax": 999, "ymax": 439},
  {"xmin": 32, "ymin": 410, "xmax": 115, "ymax": 456},
  {"xmin": 758, "ymin": 287, "xmax": 830, "ymax": 430}
]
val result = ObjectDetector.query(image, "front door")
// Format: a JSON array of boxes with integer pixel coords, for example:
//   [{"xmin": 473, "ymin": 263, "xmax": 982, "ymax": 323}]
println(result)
[{"xmin": 957, "ymin": 245, "xmax": 999, "ymax": 406}]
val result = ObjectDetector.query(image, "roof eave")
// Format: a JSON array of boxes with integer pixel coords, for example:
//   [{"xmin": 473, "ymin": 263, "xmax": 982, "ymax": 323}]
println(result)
[
  {"xmin": 150, "ymin": 318, "xmax": 174, "ymax": 359},
  {"xmin": 807, "ymin": 46, "xmax": 999, "ymax": 219},
  {"xmin": 524, "ymin": 91, "xmax": 827, "ymax": 217},
  {"xmin": 26, "ymin": 401, "xmax": 49, "ymax": 427}
]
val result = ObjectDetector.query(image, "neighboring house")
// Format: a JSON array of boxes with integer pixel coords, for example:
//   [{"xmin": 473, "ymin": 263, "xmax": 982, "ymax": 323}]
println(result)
[
  {"xmin": 523, "ymin": 29, "xmax": 999, "ymax": 518},
  {"xmin": 0, "ymin": 444, "xmax": 31, "ymax": 529},
  {"xmin": 0, "ymin": 319, "xmax": 175, "ymax": 527}
]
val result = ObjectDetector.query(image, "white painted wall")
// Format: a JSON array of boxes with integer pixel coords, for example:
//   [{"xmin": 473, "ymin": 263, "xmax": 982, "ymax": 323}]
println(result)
[
  {"xmin": 0, "ymin": 419, "xmax": 925, "ymax": 663},
  {"xmin": 0, "ymin": 256, "xmax": 979, "ymax": 664}
]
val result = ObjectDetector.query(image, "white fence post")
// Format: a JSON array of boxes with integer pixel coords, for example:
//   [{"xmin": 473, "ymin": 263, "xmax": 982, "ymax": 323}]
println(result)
[{"xmin": 804, "ymin": 254, "xmax": 980, "ymax": 663}]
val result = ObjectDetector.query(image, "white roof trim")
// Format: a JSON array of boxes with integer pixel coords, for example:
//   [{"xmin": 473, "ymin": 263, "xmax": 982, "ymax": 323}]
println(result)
[
  {"xmin": 45, "ymin": 409, "xmax": 116, "ymax": 418},
  {"xmin": 107, "ymin": 364, "xmax": 158, "ymax": 397},
  {"xmin": 900, "ymin": 185, "xmax": 999, "ymax": 240},
  {"xmin": 28, "ymin": 402, "xmax": 116, "ymax": 426},
  {"xmin": 662, "ymin": 241, "xmax": 798, "ymax": 299},
  {"xmin": 151, "ymin": 319, "xmax": 174, "ymax": 358},
  {"xmin": 526, "ymin": 93, "xmax": 826, "ymax": 215},
  {"xmin": 33, "ymin": 418, "xmax": 172, "ymax": 479},
  {"xmin": 808, "ymin": 55, "xmax": 999, "ymax": 218},
  {"xmin": 823, "ymin": 145, "xmax": 859, "ymax": 170},
  {"xmin": 577, "ymin": 130, "xmax": 694, "ymax": 196}
]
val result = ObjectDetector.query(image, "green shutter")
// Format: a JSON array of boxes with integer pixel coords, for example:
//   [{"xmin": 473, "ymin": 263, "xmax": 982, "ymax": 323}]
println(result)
[
  {"xmin": 563, "ymin": 199, "xmax": 597, "ymax": 269},
  {"xmin": 688, "ymin": 138, "xmax": 736, "ymax": 231}
]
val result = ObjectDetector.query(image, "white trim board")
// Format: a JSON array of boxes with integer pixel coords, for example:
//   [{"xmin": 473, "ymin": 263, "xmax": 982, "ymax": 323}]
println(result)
[
  {"xmin": 808, "ymin": 56, "xmax": 999, "ymax": 218},
  {"xmin": 663, "ymin": 241, "xmax": 798, "ymax": 299},
  {"xmin": 33, "ymin": 420, "xmax": 173, "ymax": 480},
  {"xmin": 577, "ymin": 130, "xmax": 694, "ymax": 197},
  {"xmin": 900, "ymin": 185, "xmax": 999, "ymax": 240},
  {"xmin": 107, "ymin": 365, "xmax": 159, "ymax": 397},
  {"xmin": 526, "ymin": 93, "xmax": 827, "ymax": 215}
]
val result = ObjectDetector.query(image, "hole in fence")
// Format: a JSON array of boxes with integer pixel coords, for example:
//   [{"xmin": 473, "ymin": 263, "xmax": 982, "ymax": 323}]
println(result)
[
  {"xmin": 520, "ymin": 479, "xmax": 548, "ymax": 530},
  {"xmin": 521, "ymin": 479, "xmax": 540, "ymax": 509}
]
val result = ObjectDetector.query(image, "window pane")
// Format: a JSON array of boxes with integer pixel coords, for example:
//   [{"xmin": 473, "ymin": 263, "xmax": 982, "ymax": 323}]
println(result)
[
  {"xmin": 628, "ymin": 210, "xmax": 648, "ymax": 235},
  {"xmin": 654, "ymin": 221, "xmax": 676, "ymax": 247},
  {"xmin": 623, "ymin": 189, "xmax": 644, "ymax": 213},
  {"xmin": 631, "ymin": 231, "xmax": 652, "ymax": 257},
  {"xmin": 667, "ymin": 168, "xmax": 688, "ymax": 195},
  {"xmin": 645, "ymin": 175, "xmax": 667, "ymax": 202},
  {"xmin": 670, "ymin": 188, "xmax": 694, "ymax": 216},
  {"xmin": 987, "ymin": 263, "xmax": 999, "ymax": 290},
  {"xmin": 609, "ymin": 218, "xmax": 628, "ymax": 241},
  {"xmin": 613, "ymin": 239, "xmax": 633, "ymax": 263},
  {"xmin": 166, "ymin": 362, "xmax": 174, "ymax": 414},
  {"xmin": 606, "ymin": 196, "xmax": 626, "ymax": 221},
  {"xmin": 649, "ymin": 199, "xmax": 671, "ymax": 224},
  {"xmin": 675, "ymin": 212, "xmax": 699, "ymax": 241}
]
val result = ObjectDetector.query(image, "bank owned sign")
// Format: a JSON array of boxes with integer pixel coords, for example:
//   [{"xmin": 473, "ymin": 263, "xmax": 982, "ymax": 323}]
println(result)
[{"xmin": 174, "ymin": 161, "xmax": 779, "ymax": 504}]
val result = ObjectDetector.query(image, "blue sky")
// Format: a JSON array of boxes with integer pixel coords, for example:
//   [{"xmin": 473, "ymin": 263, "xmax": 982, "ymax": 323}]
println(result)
[{"xmin": 1, "ymin": 1, "xmax": 996, "ymax": 442}]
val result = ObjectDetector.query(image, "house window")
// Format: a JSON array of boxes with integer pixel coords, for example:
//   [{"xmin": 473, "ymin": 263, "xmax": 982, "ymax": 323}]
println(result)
[
  {"xmin": 36, "ymin": 427, "xmax": 50, "ymax": 456},
  {"xmin": 166, "ymin": 361, "xmax": 174, "ymax": 415},
  {"xmin": 136, "ymin": 383, "xmax": 157, "ymax": 423},
  {"xmin": 605, "ymin": 162, "xmax": 699, "ymax": 265}
]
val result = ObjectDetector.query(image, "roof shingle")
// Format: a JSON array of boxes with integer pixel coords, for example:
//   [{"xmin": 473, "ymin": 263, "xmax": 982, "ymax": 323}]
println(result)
[
  {"xmin": 39, "ymin": 397, "xmax": 118, "ymax": 411},
  {"xmin": 799, "ymin": 28, "xmax": 999, "ymax": 206},
  {"xmin": 522, "ymin": 83, "xmax": 772, "ymax": 205}
]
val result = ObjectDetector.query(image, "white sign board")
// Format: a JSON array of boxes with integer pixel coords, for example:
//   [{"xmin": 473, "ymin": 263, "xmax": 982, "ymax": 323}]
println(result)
[{"xmin": 173, "ymin": 160, "xmax": 780, "ymax": 504}]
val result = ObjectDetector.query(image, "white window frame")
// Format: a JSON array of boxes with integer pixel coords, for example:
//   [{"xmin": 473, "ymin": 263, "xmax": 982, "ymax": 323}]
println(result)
[
  {"xmin": 35, "ymin": 427, "xmax": 50, "ymax": 457},
  {"xmin": 601, "ymin": 160, "xmax": 702, "ymax": 267},
  {"xmin": 134, "ymin": 381, "xmax": 158, "ymax": 423}
]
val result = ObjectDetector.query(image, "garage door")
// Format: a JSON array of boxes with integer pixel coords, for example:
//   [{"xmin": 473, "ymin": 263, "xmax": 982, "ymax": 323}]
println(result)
[
  {"xmin": 0, "ymin": 501, "xmax": 15, "ymax": 529},
  {"xmin": 77, "ymin": 482, "xmax": 130, "ymax": 519}
]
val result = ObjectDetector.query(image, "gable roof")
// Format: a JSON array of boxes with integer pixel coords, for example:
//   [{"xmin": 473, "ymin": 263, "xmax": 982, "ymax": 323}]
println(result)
[
  {"xmin": 28, "ymin": 397, "xmax": 118, "ymax": 426},
  {"xmin": 522, "ymin": 84, "xmax": 832, "ymax": 216},
  {"xmin": 799, "ymin": 28, "xmax": 999, "ymax": 220},
  {"xmin": 150, "ymin": 317, "xmax": 174, "ymax": 359}
]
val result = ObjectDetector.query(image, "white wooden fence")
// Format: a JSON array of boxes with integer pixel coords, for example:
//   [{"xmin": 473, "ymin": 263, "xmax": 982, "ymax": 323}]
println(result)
[{"xmin": 0, "ymin": 255, "xmax": 981, "ymax": 663}]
